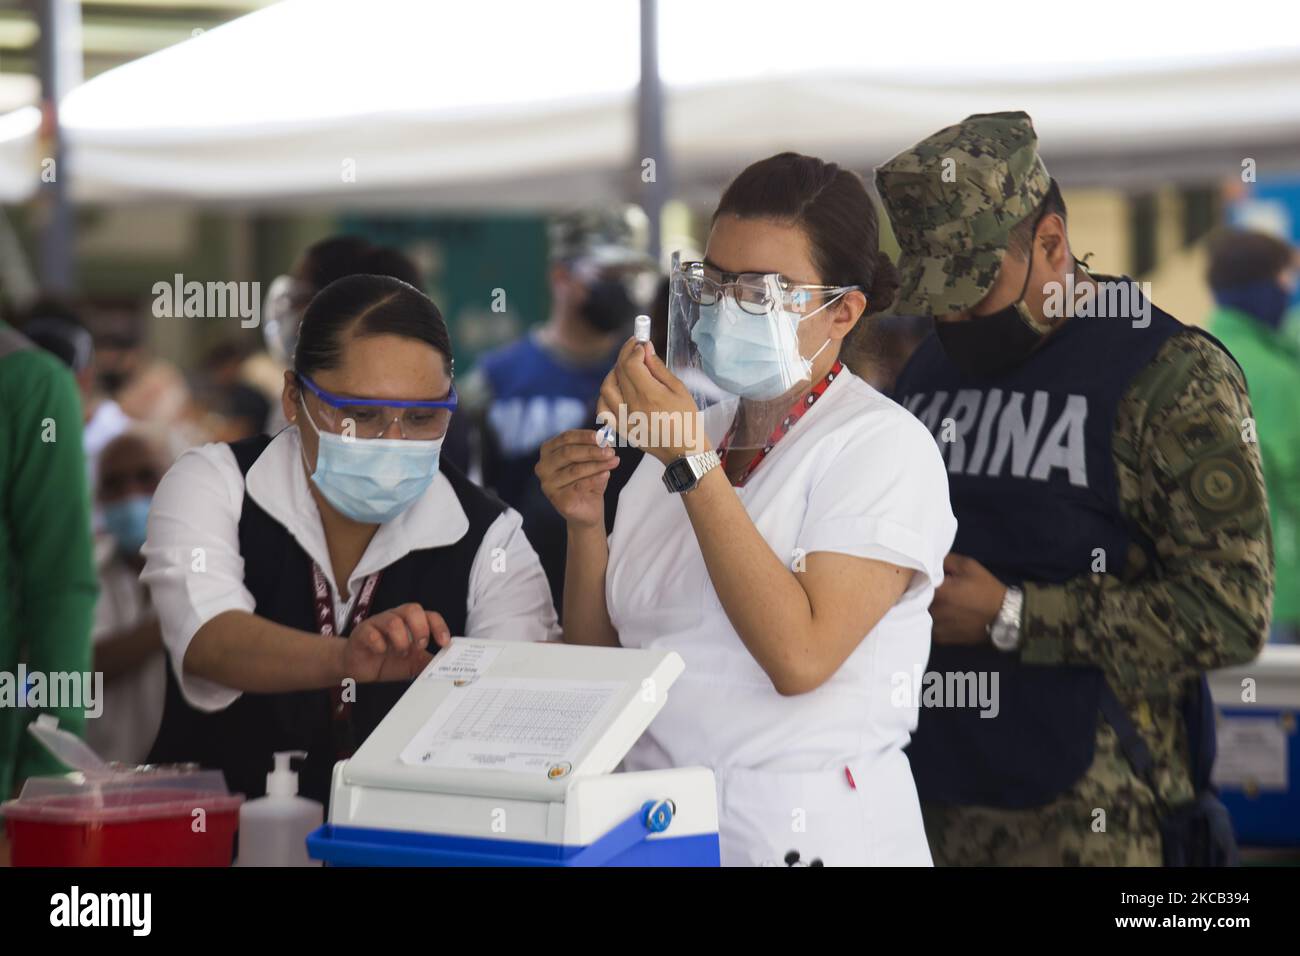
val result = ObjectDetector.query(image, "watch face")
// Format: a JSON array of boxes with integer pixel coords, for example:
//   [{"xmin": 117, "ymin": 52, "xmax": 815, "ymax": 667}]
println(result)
[
  {"xmin": 990, "ymin": 618, "xmax": 1020, "ymax": 651},
  {"xmin": 662, "ymin": 459, "xmax": 693, "ymax": 493},
  {"xmin": 990, "ymin": 624, "xmax": 1012, "ymax": 651}
]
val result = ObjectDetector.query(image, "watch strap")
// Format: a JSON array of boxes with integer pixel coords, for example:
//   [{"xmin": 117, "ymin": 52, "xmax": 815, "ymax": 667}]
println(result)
[{"xmin": 989, "ymin": 585, "xmax": 1024, "ymax": 651}]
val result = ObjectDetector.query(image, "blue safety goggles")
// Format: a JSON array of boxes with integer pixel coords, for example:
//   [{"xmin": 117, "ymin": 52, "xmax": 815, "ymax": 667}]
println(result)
[{"xmin": 296, "ymin": 372, "xmax": 457, "ymax": 440}]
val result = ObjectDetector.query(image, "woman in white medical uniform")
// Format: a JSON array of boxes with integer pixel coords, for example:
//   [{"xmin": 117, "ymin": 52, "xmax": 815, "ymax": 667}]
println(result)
[
  {"xmin": 537, "ymin": 153, "xmax": 956, "ymax": 866},
  {"xmin": 143, "ymin": 275, "xmax": 557, "ymax": 808}
]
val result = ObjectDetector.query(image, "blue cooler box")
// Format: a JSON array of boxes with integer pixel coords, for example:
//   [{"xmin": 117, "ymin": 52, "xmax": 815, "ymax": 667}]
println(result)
[
  {"xmin": 1208, "ymin": 646, "xmax": 1300, "ymax": 846},
  {"xmin": 306, "ymin": 638, "xmax": 721, "ymax": 867},
  {"xmin": 308, "ymin": 795, "xmax": 719, "ymax": 867}
]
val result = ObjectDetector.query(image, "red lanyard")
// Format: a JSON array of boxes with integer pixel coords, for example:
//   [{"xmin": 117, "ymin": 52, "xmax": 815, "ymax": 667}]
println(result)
[
  {"xmin": 311, "ymin": 563, "xmax": 381, "ymax": 637},
  {"xmin": 718, "ymin": 360, "xmax": 843, "ymax": 487},
  {"xmin": 311, "ymin": 563, "xmax": 381, "ymax": 758}
]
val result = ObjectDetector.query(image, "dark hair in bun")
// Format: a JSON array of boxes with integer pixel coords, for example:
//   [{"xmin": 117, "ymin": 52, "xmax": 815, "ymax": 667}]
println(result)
[
  {"xmin": 714, "ymin": 152, "xmax": 896, "ymax": 319},
  {"xmin": 867, "ymin": 250, "xmax": 899, "ymax": 315}
]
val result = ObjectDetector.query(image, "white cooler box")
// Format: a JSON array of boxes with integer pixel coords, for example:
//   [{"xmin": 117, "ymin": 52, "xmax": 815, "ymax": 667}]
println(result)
[{"xmin": 307, "ymin": 638, "xmax": 720, "ymax": 866}]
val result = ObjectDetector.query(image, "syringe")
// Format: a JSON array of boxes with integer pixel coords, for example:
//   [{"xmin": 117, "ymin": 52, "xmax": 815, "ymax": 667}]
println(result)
[{"xmin": 596, "ymin": 314, "xmax": 652, "ymax": 447}]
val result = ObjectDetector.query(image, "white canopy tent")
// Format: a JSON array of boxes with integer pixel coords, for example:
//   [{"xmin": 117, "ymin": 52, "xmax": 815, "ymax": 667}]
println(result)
[{"xmin": 2, "ymin": 0, "xmax": 1300, "ymax": 207}]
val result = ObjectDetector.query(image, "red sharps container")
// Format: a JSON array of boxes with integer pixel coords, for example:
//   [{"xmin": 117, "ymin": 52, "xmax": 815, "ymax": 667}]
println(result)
[{"xmin": 2, "ymin": 716, "xmax": 243, "ymax": 867}]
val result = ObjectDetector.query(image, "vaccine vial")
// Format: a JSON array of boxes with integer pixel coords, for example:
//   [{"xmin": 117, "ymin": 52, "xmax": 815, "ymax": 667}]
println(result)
[{"xmin": 594, "ymin": 316, "xmax": 652, "ymax": 448}]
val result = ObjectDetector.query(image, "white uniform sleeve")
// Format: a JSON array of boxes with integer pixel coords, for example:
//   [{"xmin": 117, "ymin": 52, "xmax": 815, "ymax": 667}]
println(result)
[
  {"xmin": 465, "ymin": 508, "xmax": 561, "ymax": 643},
  {"xmin": 797, "ymin": 408, "xmax": 956, "ymax": 595},
  {"xmin": 139, "ymin": 443, "xmax": 255, "ymax": 712}
]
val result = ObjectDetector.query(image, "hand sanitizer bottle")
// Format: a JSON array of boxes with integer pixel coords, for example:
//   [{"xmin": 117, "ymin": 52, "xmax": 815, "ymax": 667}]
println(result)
[{"xmin": 235, "ymin": 750, "xmax": 323, "ymax": 866}]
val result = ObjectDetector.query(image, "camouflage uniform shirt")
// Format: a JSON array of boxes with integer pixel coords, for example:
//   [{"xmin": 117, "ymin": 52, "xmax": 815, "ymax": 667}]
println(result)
[{"xmin": 924, "ymin": 327, "xmax": 1273, "ymax": 865}]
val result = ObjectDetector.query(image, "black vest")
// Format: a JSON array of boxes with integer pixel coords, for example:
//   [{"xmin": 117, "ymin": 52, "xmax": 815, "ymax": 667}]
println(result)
[
  {"xmin": 894, "ymin": 281, "xmax": 1212, "ymax": 808},
  {"xmin": 148, "ymin": 434, "xmax": 505, "ymax": 809}
]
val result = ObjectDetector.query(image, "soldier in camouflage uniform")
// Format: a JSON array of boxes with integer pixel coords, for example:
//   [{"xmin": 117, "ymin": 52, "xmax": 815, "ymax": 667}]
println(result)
[{"xmin": 875, "ymin": 112, "xmax": 1272, "ymax": 865}]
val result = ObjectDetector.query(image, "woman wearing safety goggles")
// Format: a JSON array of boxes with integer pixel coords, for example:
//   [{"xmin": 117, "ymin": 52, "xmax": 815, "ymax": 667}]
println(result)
[
  {"xmin": 143, "ymin": 274, "xmax": 558, "ymax": 808},
  {"xmin": 538, "ymin": 153, "xmax": 957, "ymax": 866}
]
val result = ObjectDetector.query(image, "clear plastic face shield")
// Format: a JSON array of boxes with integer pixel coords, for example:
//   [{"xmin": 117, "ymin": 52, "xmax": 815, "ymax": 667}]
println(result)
[
  {"xmin": 666, "ymin": 251, "xmax": 857, "ymax": 449},
  {"xmin": 263, "ymin": 275, "xmax": 313, "ymax": 368}
]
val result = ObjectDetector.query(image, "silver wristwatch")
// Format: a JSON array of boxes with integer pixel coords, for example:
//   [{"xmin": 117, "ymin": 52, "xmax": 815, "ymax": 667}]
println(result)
[
  {"xmin": 662, "ymin": 449, "xmax": 721, "ymax": 494},
  {"xmin": 988, "ymin": 585, "xmax": 1024, "ymax": 652}
]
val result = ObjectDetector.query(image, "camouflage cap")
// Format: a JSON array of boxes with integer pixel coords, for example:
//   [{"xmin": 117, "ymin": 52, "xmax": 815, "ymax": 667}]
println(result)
[
  {"xmin": 874, "ymin": 111, "xmax": 1051, "ymax": 317},
  {"xmin": 549, "ymin": 204, "xmax": 654, "ymax": 268}
]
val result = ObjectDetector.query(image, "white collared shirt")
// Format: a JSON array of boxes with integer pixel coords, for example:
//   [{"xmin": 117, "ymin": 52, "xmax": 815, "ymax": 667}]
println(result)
[{"xmin": 141, "ymin": 427, "xmax": 559, "ymax": 712}]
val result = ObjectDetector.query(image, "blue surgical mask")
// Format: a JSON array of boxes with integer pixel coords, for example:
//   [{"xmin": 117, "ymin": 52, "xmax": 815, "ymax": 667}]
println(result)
[
  {"xmin": 690, "ymin": 295, "xmax": 836, "ymax": 400},
  {"xmin": 103, "ymin": 494, "xmax": 151, "ymax": 555},
  {"xmin": 299, "ymin": 400, "xmax": 443, "ymax": 524}
]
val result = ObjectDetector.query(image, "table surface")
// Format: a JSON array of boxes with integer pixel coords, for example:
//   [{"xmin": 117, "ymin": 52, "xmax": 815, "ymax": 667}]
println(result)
[{"xmin": 0, "ymin": 826, "xmax": 1294, "ymax": 868}]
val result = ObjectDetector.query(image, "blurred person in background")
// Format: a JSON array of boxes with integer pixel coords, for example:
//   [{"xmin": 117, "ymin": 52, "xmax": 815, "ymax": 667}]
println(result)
[
  {"xmin": 465, "ymin": 206, "xmax": 657, "ymax": 609},
  {"xmin": 0, "ymin": 317, "xmax": 96, "ymax": 797},
  {"xmin": 22, "ymin": 301, "xmax": 132, "ymax": 503},
  {"xmin": 94, "ymin": 316, "xmax": 191, "ymax": 432},
  {"xmin": 879, "ymin": 111, "xmax": 1269, "ymax": 866},
  {"xmin": 195, "ymin": 339, "xmax": 272, "ymax": 442},
  {"xmin": 261, "ymin": 236, "xmax": 424, "ymax": 377},
  {"xmin": 1284, "ymin": 299, "xmax": 1300, "ymax": 355},
  {"xmin": 596, "ymin": 274, "xmax": 671, "ymax": 533},
  {"xmin": 209, "ymin": 384, "xmax": 272, "ymax": 443},
  {"xmin": 144, "ymin": 275, "xmax": 556, "ymax": 807},
  {"xmin": 89, "ymin": 431, "xmax": 170, "ymax": 765},
  {"xmin": 1206, "ymin": 229, "xmax": 1300, "ymax": 643},
  {"xmin": 201, "ymin": 337, "xmax": 253, "ymax": 389}
]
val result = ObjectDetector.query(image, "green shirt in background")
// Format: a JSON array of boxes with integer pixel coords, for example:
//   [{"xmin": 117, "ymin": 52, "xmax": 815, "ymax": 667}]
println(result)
[
  {"xmin": 1209, "ymin": 306, "xmax": 1300, "ymax": 625},
  {"xmin": 0, "ymin": 321, "xmax": 97, "ymax": 798}
]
